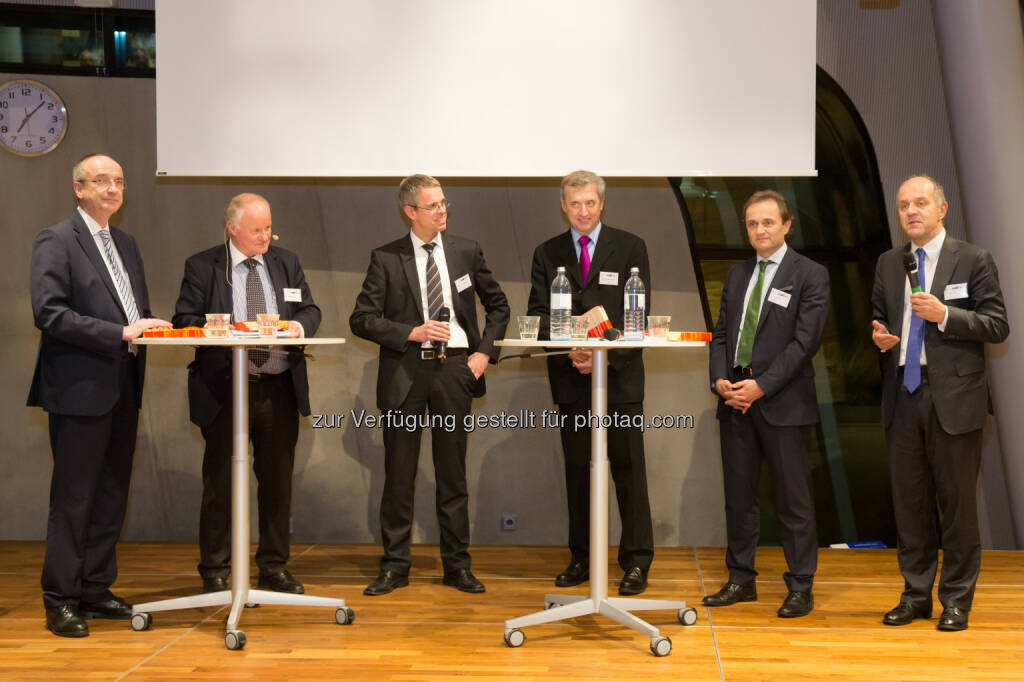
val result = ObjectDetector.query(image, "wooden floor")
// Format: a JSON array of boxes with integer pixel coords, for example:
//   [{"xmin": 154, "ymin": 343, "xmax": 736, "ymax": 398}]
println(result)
[{"xmin": 1, "ymin": 542, "xmax": 1022, "ymax": 681}]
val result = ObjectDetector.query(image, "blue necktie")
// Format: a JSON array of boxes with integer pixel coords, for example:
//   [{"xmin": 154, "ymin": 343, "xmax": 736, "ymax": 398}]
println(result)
[{"xmin": 903, "ymin": 247, "xmax": 926, "ymax": 392}]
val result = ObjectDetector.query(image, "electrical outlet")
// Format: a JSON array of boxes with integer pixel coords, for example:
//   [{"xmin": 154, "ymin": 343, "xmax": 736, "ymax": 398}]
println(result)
[{"xmin": 501, "ymin": 513, "xmax": 517, "ymax": 531}]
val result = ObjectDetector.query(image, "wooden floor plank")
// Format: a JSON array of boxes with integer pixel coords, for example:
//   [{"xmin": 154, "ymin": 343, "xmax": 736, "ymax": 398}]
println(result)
[{"xmin": 0, "ymin": 542, "xmax": 1021, "ymax": 680}]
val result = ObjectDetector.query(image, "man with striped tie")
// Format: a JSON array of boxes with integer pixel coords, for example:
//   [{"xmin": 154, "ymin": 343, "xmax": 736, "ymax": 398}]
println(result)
[
  {"xmin": 350, "ymin": 174, "xmax": 509, "ymax": 596},
  {"xmin": 29, "ymin": 154, "xmax": 171, "ymax": 637}
]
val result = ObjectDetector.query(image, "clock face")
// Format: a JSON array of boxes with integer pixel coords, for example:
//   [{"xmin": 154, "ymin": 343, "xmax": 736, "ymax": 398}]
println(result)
[{"xmin": 0, "ymin": 79, "xmax": 69, "ymax": 157}]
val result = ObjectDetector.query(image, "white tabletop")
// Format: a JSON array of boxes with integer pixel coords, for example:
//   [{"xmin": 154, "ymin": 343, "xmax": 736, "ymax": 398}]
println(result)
[
  {"xmin": 134, "ymin": 335, "xmax": 345, "ymax": 347},
  {"xmin": 495, "ymin": 338, "xmax": 705, "ymax": 349}
]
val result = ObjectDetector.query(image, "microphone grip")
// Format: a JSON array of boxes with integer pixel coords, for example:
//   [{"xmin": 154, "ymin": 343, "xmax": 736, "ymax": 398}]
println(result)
[
  {"xmin": 907, "ymin": 271, "xmax": 922, "ymax": 293},
  {"xmin": 437, "ymin": 307, "xmax": 450, "ymax": 362}
]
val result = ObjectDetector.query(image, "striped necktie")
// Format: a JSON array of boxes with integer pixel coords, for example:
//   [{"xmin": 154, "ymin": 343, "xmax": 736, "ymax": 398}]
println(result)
[
  {"xmin": 423, "ymin": 243, "xmax": 443, "ymax": 321},
  {"xmin": 97, "ymin": 229, "xmax": 140, "ymax": 324}
]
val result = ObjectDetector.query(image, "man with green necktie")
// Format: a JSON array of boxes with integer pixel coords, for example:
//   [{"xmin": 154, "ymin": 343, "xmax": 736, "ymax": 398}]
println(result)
[{"xmin": 706, "ymin": 190, "xmax": 830, "ymax": 619}]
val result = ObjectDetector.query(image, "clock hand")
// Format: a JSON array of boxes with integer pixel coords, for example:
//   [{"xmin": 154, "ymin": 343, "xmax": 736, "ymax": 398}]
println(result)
[{"xmin": 16, "ymin": 101, "xmax": 45, "ymax": 133}]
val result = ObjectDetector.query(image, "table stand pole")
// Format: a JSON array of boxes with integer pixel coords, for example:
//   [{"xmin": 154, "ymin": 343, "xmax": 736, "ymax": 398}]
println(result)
[{"xmin": 503, "ymin": 348, "xmax": 695, "ymax": 655}]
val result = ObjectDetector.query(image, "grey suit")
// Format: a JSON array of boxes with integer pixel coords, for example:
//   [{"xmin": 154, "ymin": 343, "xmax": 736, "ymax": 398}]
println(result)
[
  {"xmin": 872, "ymin": 235, "xmax": 1008, "ymax": 610},
  {"xmin": 28, "ymin": 211, "xmax": 153, "ymax": 608},
  {"xmin": 350, "ymin": 232, "xmax": 509, "ymax": 573},
  {"xmin": 709, "ymin": 247, "xmax": 829, "ymax": 591}
]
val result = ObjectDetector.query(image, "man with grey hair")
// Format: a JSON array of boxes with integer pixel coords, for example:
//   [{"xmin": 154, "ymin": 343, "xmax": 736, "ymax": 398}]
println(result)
[
  {"xmin": 174, "ymin": 192, "xmax": 321, "ymax": 596},
  {"xmin": 29, "ymin": 153, "xmax": 171, "ymax": 636},
  {"xmin": 527, "ymin": 169, "xmax": 655, "ymax": 595},
  {"xmin": 872, "ymin": 175, "xmax": 1008, "ymax": 631},
  {"xmin": 351, "ymin": 174, "xmax": 509, "ymax": 596}
]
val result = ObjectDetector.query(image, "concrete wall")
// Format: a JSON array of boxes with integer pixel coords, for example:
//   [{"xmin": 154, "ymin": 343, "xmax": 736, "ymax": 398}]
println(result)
[{"xmin": 0, "ymin": 74, "xmax": 724, "ymax": 549}]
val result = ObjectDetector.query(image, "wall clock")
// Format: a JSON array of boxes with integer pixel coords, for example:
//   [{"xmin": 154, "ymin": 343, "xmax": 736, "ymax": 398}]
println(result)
[{"xmin": 0, "ymin": 79, "xmax": 69, "ymax": 157}]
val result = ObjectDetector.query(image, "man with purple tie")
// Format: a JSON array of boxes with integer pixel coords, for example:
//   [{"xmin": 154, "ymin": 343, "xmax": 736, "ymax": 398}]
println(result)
[{"xmin": 527, "ymin": 170, "xmax": 654, "ymax": 595}]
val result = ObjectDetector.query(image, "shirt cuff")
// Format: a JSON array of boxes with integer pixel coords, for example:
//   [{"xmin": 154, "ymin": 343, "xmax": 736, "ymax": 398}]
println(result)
[{"xmin": 938, "ymin": 305, "xmax": 948, "ymax": 332}]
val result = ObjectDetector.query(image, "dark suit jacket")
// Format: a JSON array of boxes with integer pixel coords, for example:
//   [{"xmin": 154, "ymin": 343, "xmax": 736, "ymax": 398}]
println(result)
[
  {"xmin": 872, "ymin": 236, "xmax": 1008, "ymax": 435},
  {"xmin": 172, "ymin": 243, "xmax": 321, "ymax": 427},
  {"xmin": 527, "ymin": 224, "xmax": 650, "ymax": 405},
  {"xmin": 709, "ymin": 247, "xmax": 829, "ymax": 427},
  {"xmin": 28, "ymin": 211, "xmax": 151, "ymax": 416},
  {"xmin": 349, "ymin": 232, "xmax": 510, "ymax": 411}
]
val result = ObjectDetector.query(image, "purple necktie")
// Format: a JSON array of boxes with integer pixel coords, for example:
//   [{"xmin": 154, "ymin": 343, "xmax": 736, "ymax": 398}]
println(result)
[{"xmin": 578, "ymin": 235, "xmax": 591, "ymax": 285}]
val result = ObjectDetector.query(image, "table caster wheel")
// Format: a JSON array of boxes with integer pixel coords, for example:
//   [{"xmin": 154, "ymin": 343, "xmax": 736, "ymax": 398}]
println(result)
[
  {"xmin": 650, "ymin": 636, "xmax": 672, "ymax": 657},
  {"xmin": 225, "ymin": 630, "xmax": 246, "ymax": 650},
  {"xmin": 504, "ymin": 628, "xmax": 525, "ymax": 647},
  {"xmin": 130, "ymin": 612, "xmax": 152, "ymax": 631},
  {"xmin": 678, "ymin": 607, "xmax": 698, "ymax": 625},
  {"xmin": 335, "ymin": 606, "xmax": 355, "ymax": 625}
]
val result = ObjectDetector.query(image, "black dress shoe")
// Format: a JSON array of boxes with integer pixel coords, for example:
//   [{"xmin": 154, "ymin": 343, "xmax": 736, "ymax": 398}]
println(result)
[
  {"xmin": 202, "ymin": 576, "xmax": 228, "ymax": 593},
  {"xmin": 364, "ymin": 569, "xmax": 410, "ymax": 596},
  {"xmin": 777, "ymin": 590, "xmax": 813, "ymax": 618},
  {"xmin": 883, "ymin": 601, "xmax": 931, "ymax": 626},
  {"xmin": 46, "ymin": 604, "xmax": 89, "ymax": 637},
  {"xmin": 554, "ymin": 560, "xmax": 589, "ymax": 587},
  {"xmin": 80, "ymin": 594, "xmax": 133, "ymax": 620},
  {"xmin": 443, "ymin": 568, "xmax": 486, "ymax": 593},
  {"xmin": 937, "ymin": 606, "xmax": 969, "ymax": 631},
  {"xmin": 703, "ymin": 582, "xmax": 757, "ymax": 606},
  {"xmin": 257, "ymin": 569, "xmax": 305, "ymax": 594},
  {"xmin": 618, "ymin": 566, "xmax": 648, "ymax": 595}
]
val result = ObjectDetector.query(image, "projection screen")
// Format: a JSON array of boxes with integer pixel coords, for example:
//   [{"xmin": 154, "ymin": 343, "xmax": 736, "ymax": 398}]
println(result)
[{"xmin": 155, "ymin": 0, "xmax": 816, "ymax": 177}]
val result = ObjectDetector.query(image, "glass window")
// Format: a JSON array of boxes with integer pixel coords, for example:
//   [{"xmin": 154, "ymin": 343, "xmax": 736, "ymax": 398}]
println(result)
[{"xmin": 0, "ymin": 6, "xmax": 154, "ymax": 77}]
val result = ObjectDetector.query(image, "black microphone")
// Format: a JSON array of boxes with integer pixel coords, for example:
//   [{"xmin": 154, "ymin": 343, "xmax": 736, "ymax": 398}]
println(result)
[
  {"xmin": 903, "ymin": 252, "xmax": 923, "ymax": 293},
  {"xmin": 436, "ymin": 306, "xmax": 450, "ymax": 362},
  {"xmin": 603, "ymin": 327, "xmax": 622, "ymax": 341}
]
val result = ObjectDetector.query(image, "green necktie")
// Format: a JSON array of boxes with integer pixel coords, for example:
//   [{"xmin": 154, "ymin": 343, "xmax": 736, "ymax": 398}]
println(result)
[{"xmin": 735, "ymin": 260, "xmax": 770, "ymax": 368}]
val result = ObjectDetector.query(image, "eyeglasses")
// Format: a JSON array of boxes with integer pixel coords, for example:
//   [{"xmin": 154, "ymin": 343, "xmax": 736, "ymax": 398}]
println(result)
[
  {"xmin": 84, "ymin": 177, "xmax": 126, "ymax": 190},
  {"xmin": 410, "ymin": 199, "xmax": 450, "ymax": 214}
]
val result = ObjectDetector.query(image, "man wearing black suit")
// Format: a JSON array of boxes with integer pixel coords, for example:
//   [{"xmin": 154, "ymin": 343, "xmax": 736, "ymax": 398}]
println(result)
[
  {"xmin": 527, "ymin": 169, "xmax": 654, "ymax": 596},
  {"xmin": 173, "ymin": 193, "xmax": 321, "ymax": 595},
  {"xmin": 350, "ymin": 174, "xmax": 509, "ymax": 596},
  {"xmin": 29, "ymin": 154, "xmax": 171, "ymax": 637},
  {"xmin": 705, "ymin": 190, "xmax": 829, "ymax": 618},
  {"xmin": 871, "ymin": 175, "xmax": 1008, "ymax": 632}
]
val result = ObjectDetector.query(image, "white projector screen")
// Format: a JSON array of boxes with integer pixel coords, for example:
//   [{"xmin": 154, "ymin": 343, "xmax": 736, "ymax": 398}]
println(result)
[{"xmin": 155, "ymin": 0, "xmax": 816, "ymax": 177}]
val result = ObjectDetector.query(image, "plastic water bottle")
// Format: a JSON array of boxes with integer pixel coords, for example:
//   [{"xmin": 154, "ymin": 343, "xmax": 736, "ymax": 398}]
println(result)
[
  {"xmin": 623, "ymin": 267, "xmax": 645, "ymax": 341},
  {"xmin": 550, "ymin": 266, "xmax": 572, "ymax": 341}
]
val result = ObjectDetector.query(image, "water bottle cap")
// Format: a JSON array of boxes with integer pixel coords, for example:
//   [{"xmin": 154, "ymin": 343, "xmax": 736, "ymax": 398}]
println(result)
[
  {"xmin": 630, "ymin": 267, "xmax": 639, "ymax": 273},
  {"xmin": 557, "ymin": 266, "xmax": 565, "ymax": 272}
]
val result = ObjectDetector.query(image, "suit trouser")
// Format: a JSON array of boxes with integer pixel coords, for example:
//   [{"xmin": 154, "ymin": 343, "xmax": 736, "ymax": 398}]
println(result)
[
  {"xmin": 559, "ymin": 400, "xmax": 654, "ymax": 572},
  {"xmin": 198, "ymin": 371, "xmax": 298, "ymax": 579},
  {"xmin": 42, "ymin": 355, "xmax": 139, "ymax": 608},
  {"xmin": 887, "ymin": 379, "xmax": 982, "ymax": 610},
  {"xmin": 718, "ymin": 401, "xmax": 817, "ymax": 592},
  {"xmin": 380, "ymin": 353, "xmax": 475, "ymax": 574}
]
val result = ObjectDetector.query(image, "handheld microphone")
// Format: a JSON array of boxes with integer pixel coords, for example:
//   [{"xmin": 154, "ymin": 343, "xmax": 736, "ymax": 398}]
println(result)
[
  {"xmin": 437, "ymin": 306, "xmax": 450, "ymax": 362},
  {"xmin": 603, "ymin": 327, "xmax": 622, "ymax": 341},
  {"xmin": 903, "ymin": 252, "xmax": 922, "ymax": 293}
]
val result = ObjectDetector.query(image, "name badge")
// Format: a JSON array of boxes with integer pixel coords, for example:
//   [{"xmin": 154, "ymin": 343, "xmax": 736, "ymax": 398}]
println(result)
[
  {"xmin": 599, "ymin": 271, "xmax": 619, "ymax": 285},
  {"xmin": 455, "ymin": 274, "xmax": 472, "ymax": 292},
  {"xmin": 767, "ymin": 287, "xmax": 791, "ymax": 308},
  {"xmin": 283, "ymin": 287, "xmax": 302, "ymax": 302},
  {"xmin": 944, "ymin": 282, "xmax": 968, "ymax": 300}
]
